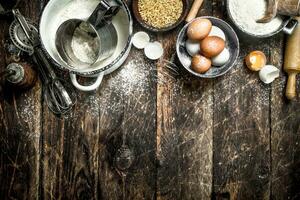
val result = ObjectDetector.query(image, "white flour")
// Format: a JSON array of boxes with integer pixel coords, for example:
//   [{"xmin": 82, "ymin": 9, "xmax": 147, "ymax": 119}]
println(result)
[
  {"xmin": 71, "ymin": 23, "xmax": 100, "ymax": 64},
  {"xmin": 228, "ymin": 0, "xmax": 283, "ymax": 35}
]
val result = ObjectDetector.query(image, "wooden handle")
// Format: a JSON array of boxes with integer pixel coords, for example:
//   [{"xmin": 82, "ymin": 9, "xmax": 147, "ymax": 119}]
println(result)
[
  {"xmin": 186, "ymin": 0, "xmax": 204, "ymax": 22},
  {"xmin": 284, "ymin": 17, "xmax": 300, "ymax": 100},
  {"xmin": 286, "ymin": 73, "xmax": 297, "ymax": 100}
]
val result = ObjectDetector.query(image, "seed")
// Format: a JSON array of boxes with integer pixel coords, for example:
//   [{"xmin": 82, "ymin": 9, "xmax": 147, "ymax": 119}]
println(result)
[{"xmin": 138, "ymin": 0, "xmax": 183, "ymax": 29}]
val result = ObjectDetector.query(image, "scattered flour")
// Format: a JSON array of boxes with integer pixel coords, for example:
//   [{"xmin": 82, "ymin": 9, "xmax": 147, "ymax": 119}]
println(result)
[
  {"xmin": 228, "ymin": 0, "xmax": 283, "ymax": 36},
  {"xmin": 66, "ymin": 55, "xmax": 152, "ymax": 117},
  {"xmin": 105, "ymin": 56, "xmax": 150, "ymax": 95}
]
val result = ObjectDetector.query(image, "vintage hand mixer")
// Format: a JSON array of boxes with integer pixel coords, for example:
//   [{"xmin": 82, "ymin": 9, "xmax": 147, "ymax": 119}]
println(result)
[{"xmin": 8, "ymin": 9, "xmax": 77, "ymax": 114}]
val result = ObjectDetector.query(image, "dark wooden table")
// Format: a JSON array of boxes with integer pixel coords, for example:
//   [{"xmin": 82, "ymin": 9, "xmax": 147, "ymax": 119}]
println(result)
[{"xmin": 0, "ymin": 0, "xmax": 300, "ymax": 199}]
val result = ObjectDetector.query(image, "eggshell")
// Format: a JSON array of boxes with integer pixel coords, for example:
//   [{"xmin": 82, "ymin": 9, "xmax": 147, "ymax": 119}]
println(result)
[
  {"xmin": 186, "ymin": 39, "xmax": 201, "ymax": 56},
  {"xmin": 191, "ymin": 55, "xmax": 212, "ymax": 74},
  {"xmin": 200, "ymin": 36, "xmax": 225, "ymax": 58},
  {"xmin": 245, "ymin": 51, "xmax": 267, "ymax": 71},
  {"xmin": 144, "ymin": 42, "xmax": 164, "ymax": 60},
  {"xmin": 212, "ymin": 48, "xmax": 230, "ymax": 66},
  {"xmin": 132, "ymin": 31, "xmax": 150, "ymax": 49},
  {"xmin": 209, "ymin": 26, "xmax": 226, "ymax": 41},
  {"xmin": 259, "ymin": 65, "xmax": 280, "ymax": 84},
  {"xmin": 187, "ymin": 18, "xmax": 212, "ymax": 40}
]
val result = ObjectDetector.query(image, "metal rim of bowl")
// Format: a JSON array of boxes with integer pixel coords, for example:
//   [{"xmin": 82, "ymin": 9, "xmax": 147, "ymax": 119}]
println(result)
[
  {"xmin": 39, "ymin": 0, "xmax": 133, "ymax": 76},
  {"xmin": 176, "ymin": 16, "xmax": 240, "ymax": 78},
  {"xmin": 226, "ymin": 0, "xmax": 289, "ymax": 38},
  {"xmin": 132, "ymin": 0, "xmax": 189, "ymax": 32}
]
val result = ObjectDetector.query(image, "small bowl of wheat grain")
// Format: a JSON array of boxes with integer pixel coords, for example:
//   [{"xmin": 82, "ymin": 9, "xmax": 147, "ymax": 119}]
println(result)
[{"xmin": 132, "ymin": 0, "xmax": 189, "ymax": 32}]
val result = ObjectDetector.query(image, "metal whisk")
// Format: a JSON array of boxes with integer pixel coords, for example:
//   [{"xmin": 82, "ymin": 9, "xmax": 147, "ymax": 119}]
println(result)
[{"xmin": 11, "ymin": 9, "xmax": 76, "ymax": 114}]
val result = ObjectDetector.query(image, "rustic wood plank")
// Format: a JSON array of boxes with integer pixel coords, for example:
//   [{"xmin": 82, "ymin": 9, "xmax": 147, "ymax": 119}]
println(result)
[
  {"xmin": 212, "ymin": 40, "xmax": 272, "ymax": 200},
  {"xmin": 212, "ymin": 0, "xmax": 272, "ymax": 199},
  {"xmin": 0, "ymin": 1, "xmax": 42, "ymax": 199},
  {"xmin": 40, "ymin": 18, "xmax": 157, "ymax": 199},
  {"xmin": 270, "ymin": 34, "xmax": 300, "ymax": 200},
  {"xmin": 156, "ymin": 1, "xmax": 213, "ymax": 199}
]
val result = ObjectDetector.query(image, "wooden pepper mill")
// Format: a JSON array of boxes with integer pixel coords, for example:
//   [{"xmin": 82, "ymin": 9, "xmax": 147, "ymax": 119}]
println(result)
[{"xmin": 284, "ymin": 17, "xmax": 300, "ymax": 100}]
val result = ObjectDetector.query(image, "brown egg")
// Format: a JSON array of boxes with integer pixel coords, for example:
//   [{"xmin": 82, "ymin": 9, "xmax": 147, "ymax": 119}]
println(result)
[
  {"xmin": 200, "ymin": 36, "xmax": 225, "ymax": 58},
  {"xmin": 187, "ymin": 18, "xmax": 212, "ymax": 41},
  {"xmin": 191, "ymin": 55, "xmax": 212, "ymax": 74}
]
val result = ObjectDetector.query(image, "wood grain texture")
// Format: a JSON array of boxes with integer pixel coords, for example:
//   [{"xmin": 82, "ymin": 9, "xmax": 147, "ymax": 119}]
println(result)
[
  {"xmin": 212, "ymin": 42, "xmax": 272, "ymax": 200},
  {"xmin": 156, "ymin": 1, "xmax": 213, "ymax": 199},
  {"xmin": 212, "ymin": 0, "xmax": 272, "ymax": 199},
  {"xmin": 1, "ymin": 1, "xmax": 300, "ymax": 199},
  {"xmin": 270, "ymin": 34, "xmax": 300, "ymax": 200},
  {"xmin": 40, "ymin": 19, "xmax": 157, "ymax": 199},
  {"xmin": 0, "ymin": 1, "xmax": 42, "ymax": 199}
]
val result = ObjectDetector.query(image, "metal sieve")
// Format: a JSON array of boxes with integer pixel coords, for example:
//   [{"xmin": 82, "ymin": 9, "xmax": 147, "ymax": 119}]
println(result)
[{"xmin": 55, "ymin": 0, "xmax": 119, "ymax": 70}]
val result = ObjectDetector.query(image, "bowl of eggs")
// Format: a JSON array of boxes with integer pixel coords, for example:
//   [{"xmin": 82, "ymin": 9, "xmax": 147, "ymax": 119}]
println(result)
[{"xmin": 176, "ymin": 16, "xmax": 240, "ymax": 78}]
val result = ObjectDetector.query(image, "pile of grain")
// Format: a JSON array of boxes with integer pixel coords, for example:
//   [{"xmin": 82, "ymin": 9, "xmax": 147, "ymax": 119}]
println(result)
[{"xmin": 138, "ymin": 0, "xmax": 183, "ymax": 29}]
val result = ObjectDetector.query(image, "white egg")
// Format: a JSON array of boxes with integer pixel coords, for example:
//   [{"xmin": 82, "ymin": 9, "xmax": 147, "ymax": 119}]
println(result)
[
  {"xmin": 212, "ymin": 48, "xmax": 230, "ymax": 66},
  {"xmin": 185, "ymin": 39, "xmax": 200, "ymax": 56},
  {"xmin": 259, "ymin": 65, "xmax": 280, "ymax": 84},
  {"xmin": 209, "ymin": 26, "xmax": 226, "ymax": 41}
]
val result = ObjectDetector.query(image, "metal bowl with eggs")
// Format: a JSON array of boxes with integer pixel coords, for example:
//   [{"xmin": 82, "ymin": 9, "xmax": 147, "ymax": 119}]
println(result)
[{"xmin": 176, "ymin": 16, "xmax": 239, "ymax": 78}]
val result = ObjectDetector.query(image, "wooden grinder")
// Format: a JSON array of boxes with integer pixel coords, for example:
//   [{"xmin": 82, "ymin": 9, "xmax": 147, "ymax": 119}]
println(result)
[{"xmin": 284, "ymin": 16, "xmax": 300, "ymax": 100}]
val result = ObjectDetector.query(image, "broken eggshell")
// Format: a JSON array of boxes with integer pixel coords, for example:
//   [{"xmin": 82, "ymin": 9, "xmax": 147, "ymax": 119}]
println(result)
[
  {"xmin": 144, "ymin": 41, "xmax": 164, "ymax": 60},
  {"xmin": 259, "ymin": 65, "xmax": 280, "ymax": 84},
  {"xmin": 245, "ymin": 51, "xmax": 267, "ymax": 71},
  {"xmin": 132, "ymin": 31, "xmax": 150, "ymax": 49}
]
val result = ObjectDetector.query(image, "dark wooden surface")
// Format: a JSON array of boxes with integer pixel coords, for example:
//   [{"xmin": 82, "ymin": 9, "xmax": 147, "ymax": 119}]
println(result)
[{"xmin": 0, "ymin": 0, "xmax": 299, "ymax": 199}]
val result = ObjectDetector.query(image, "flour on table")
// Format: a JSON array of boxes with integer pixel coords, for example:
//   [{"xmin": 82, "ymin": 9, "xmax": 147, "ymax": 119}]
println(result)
[{"xmin": 228, "ymin": 0, "xmax": 283, "ymax": 35}]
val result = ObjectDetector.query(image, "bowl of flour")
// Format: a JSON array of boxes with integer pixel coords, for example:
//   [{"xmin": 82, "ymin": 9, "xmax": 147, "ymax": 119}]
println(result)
[{"xmin": 227, "ymin": 0, "xmax": 295, "ymax": 37}]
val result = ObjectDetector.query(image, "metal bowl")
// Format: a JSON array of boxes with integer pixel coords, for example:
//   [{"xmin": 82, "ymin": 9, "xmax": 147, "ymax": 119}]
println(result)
[
  {"xmin": 132, "ymin": 0, "xmax": 189, "ymax": 32},
  {"xmin": 40, "ymin": 0, "xmax": 132, "ymax": 76},
  {"xmin": 226, "ymin": 0, "xmax": 298, "ymax": 38},
  {"xmin": 39, "ymin": 0, "xmax": 133, "ymax": 91},
  {"xmin": 176, "ymin": 16, "xmax": 240, "ymax": 78}
]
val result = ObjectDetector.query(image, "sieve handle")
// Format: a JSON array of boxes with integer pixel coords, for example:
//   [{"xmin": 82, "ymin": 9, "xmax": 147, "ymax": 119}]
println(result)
[
  {"xmin": 88, "ymin": 0, "xmax": 120, "ymax": 28},
  {"xmin": 283, "ymin": 18, "xmax": 298, "ymax": 35},
  {"xmin": 70, "ymin": 72, "xmax": 104, "ymax": 92}
]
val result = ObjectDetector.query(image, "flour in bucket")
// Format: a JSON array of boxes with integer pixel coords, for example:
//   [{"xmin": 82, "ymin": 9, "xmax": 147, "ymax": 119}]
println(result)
[
  {"xmin": 71, "ymin": 22, "xmax": 100, "ymax": 65},
  {"xmin": 228, "ymin": 0, "xmax": 283, "ymax": 36}
]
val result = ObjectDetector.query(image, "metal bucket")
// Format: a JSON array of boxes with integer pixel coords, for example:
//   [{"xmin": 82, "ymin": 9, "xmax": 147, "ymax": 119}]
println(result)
[
  {"xmin": 226, "ymin": 0, "xmax": 298, "ymax": 38},
  {"xmin": 40, "ymin": 0, "xmax": 133, "ymax": 91}
]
